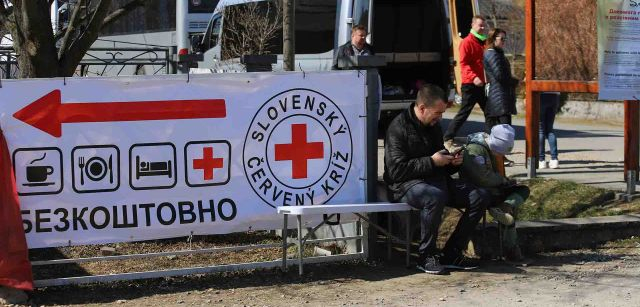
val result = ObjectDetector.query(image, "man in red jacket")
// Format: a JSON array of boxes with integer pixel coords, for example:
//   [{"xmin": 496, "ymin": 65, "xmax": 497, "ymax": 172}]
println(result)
[{"xmin": 444, "ymin": 15, "xmax": 488, "ymax": 150}]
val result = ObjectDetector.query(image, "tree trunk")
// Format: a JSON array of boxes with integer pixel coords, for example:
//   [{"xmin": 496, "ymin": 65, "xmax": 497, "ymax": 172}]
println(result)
[
  {"xmin": 13, "ymin": 1, "xmax": 59, "ymax": 78},
  {"xmin": 0, "ymin": 0, "xmax": 145, "ymax": 78},
  {"xmin": 282, "ymin": 0, "xmax": 295, "ymax": 71}
]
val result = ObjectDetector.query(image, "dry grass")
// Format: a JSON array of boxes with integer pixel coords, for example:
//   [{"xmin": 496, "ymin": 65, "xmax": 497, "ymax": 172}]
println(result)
[
  {"xmin": 30, "ymin": 232, "xmax": 295, "ymax": 280},
  {"xmin": 517, "ymin": 178, "xmax": 616, "ymax": 220}
]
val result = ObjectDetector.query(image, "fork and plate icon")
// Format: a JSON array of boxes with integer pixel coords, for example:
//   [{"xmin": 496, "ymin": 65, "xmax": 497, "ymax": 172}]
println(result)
[
  {"xmin": 72, "ymin": 145, "xmax": 119, "ymax": 193},
  {"xmin": 78, "ymin": 155, "xmax": 113, "ymax": 185}
]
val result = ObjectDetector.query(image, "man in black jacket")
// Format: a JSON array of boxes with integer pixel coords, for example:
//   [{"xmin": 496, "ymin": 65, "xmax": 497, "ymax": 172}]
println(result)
[
  {"xmin": 384, "ymin": 84, "xmax": 491, "ymax": 274},
  {"xmin": 332, "ymin": 25, "xmax": 374, "ymax": 70}
]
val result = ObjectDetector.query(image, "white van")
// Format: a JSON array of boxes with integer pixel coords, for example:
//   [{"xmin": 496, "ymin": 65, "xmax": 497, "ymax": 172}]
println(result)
[{"xmin": 195, "ymin": 0, "xmax": 476, "ymax": 114}]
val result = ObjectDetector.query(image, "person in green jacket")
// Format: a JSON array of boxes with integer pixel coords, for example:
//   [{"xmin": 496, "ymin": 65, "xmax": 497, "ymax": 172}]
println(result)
[{"xmin": 459, "ymin": 124, "xmax": 529, "ymax": 261}]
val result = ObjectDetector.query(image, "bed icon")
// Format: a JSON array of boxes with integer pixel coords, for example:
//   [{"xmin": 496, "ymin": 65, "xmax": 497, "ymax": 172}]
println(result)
[
  {"xmin": 135, "ymin": 156, "xmax": 172, "ymax": 179},
  {"xmin": 129, "ymin": 143, "xmax": 177, "ymax": 190}
]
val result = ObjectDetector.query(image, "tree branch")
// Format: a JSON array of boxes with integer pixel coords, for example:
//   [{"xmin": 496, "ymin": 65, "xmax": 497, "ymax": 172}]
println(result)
[
  {"xmin": 100, "ymin": 0, "xmax": 146, "ymax": 30},
  {"xmin": 58, "ymin": 0, "xmax": 86, "ymax": 59},
  {"xmin": 0, "ymin": 1, "xmax": 13, "ymax": 29},
  {"xmin": 60, "ymin": 0, "xmax": 113, "ymax": 76}
]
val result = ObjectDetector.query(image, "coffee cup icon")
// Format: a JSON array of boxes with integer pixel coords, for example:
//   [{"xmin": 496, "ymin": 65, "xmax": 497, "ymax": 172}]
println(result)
[{"xmin": 26, "ymin": 165, "xmax": 54, "ymax": 183}]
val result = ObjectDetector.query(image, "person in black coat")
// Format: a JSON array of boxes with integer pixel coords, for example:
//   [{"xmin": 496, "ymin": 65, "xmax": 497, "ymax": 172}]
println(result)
[
  {"xmin": 332, "ymin": 25, "xmax": 374, "ymax": 70},
  {"xmin": 483, "ymin": 28, "xmax": 519, "ymax": 132},
  {"xmin": 384, "ymin": 84, "xmax": 491, "ymax": 275}
]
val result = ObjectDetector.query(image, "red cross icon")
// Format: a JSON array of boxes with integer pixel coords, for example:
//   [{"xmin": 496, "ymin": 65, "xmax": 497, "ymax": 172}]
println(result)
[
  {"xmin": 192, "ymin": 147, "xmax": 224, "ymax": 180},
  {"xmin": 275, "ymin": 123, "xmax": 324, "ymax": 179}
]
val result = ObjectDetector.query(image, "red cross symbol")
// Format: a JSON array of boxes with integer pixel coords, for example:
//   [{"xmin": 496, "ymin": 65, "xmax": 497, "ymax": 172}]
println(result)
[
  {"xmin": 192, "ymin": 147, "xmax": 224, "ymax": 180},
  {"xmin": 275, "ymin": 123, "xmax": 324, "ymax": 179}
]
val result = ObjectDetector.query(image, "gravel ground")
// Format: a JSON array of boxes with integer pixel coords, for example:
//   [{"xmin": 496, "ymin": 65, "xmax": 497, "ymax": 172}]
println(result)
[{"xmin": 16, "ymin": 244, "xmax": 640, "ymax": 307}]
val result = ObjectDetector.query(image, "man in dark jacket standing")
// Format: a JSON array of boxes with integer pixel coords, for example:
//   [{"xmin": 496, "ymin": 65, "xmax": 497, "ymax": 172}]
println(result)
[
  {"xmin": 332, "ymin": 25, "xmax": 374, "ymax": 70},
  {"xmin": 444, "ymin": 15, "xmax": 488, "ymax": 150},
  {"xmin": 384, "ymin": 84, "xmax": 491, "ymax": 275}
]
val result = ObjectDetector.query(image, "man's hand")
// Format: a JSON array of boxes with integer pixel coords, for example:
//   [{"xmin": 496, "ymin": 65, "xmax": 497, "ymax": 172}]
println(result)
[
  {"xmin": 431, "ymin": 151, "xmax": 454, "ymax": 167},
  {"xmin": 473, "ymin": 77, "xmax": 484, "ymax": 87},
  {"xmin": 450, "ymin": 153, "xmax": 463, "ymax": 166}
]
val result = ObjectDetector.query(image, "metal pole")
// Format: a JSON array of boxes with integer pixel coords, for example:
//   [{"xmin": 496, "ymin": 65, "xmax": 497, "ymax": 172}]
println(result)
[
  {"xmin": 355, "ymin": 219, "xmax": 362, "ymax": 253},
  {"xmin": 176, "ymin": 0, "xmax": 189, "ymax": 52},
  {"xmin": 624, "ymin": 100, "xmax": 639, "ymax": 182},
  {"xmin": 282, "ymin": 214, "xmax": 288, "ymax": 272},
  {"xmin": 5, "ymin": 54, "xmax": 12, "ymax": 79},
  {"xmin": 387, "ymin": 213, "xmax": 392, "ymax": 260},
  {"xmin": 366, "ymin": 68, "xmax": 381, "ymax": 260},
  {"xmin": 366, "ymin": 69, "xmax": 380, "ymax": 201},
  {"xmin": 525, "ymin": 0, "xmax": 539, "ymax": 178},
  {"xmin": 405, "ymin": 211, "xmax": 410, "ymax": 267},
  {"xmin": 50, "ymin": 0, "xmax": 60, "ymax": 32},
  {"xmin": 283, "ymin": 0, "xmax": 295, "ymax": 71},
  {"xmin": 176, "ymin": 0, "xmax": 189, "ymax": 74},
  {"xmin": 297, "ymin": 215, "xmax": 303, "ymax": 275},
  {"xmin": 165, "ymin": 49, "xmax": 171, "ymax": 75},
  {"xmin": 169, "ymin": 47, "xmax": 178, "ymax": 74},
  {"xmin": 627, "ymin": 171, "xmax": 636, "ymax": 198}
]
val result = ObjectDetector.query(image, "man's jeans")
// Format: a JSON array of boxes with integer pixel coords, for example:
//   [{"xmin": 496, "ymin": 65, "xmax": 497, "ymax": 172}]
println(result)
[
  {"xmin": 444, "ymin": 84, "xmax": 487, "ymax": 141},
  {"xmin": 400, "ymin": 178, "xmax": 491, "ymax": 259}
]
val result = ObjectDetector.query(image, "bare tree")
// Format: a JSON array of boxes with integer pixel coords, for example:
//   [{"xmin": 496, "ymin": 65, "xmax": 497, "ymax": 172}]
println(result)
[
  {"xmin": 282, "ymin": 0, "xmax": 293, "ymax": 71},
  {"xmin": 480, "ymin": 0, "xmax": 525, "ymax": 75},
  {"xmin": 535, "ymin": 0, "xmax": 597, "ymax": 81},
  {"xmin": 0, "ymin": 0, "xmax": 148, "ymax": 78},
  {"xmin": 221, "ymin": 0, "xmax": 283, "ymax": 61}
]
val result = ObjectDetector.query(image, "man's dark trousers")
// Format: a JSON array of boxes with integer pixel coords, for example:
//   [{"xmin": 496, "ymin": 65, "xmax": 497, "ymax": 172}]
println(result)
[
  {"xmin": 400, "ymin": 177, "xmax": 490, "ymax": 259},
  {"xmin": 444, "ymin": 84, "xmax": 487, "ymax": 141}
]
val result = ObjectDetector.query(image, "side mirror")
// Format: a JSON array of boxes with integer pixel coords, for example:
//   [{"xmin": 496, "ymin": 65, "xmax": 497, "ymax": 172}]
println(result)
[{"xmin": 190, "ymin": 34, "xmax": 205, "ymax": 53}]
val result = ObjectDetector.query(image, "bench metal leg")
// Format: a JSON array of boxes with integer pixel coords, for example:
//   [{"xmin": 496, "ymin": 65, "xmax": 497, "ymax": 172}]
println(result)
[
  {"xmin": 498, "ymin": 223, "xmax": 504, "ymax": 259},
  {"xmin": 405, "ymin": 211, "xmax": 411, "ymax": 267},
  {"xmin": 387, "ymin": 213, "xmax": 392, "ymax": 260},
  {"xmin": 297, "ymin": 215, "xmax": 304, "ymax": 276},
  {"xmin": 282, "ymin": 214, "xmax": 287, "ymax": 272}
]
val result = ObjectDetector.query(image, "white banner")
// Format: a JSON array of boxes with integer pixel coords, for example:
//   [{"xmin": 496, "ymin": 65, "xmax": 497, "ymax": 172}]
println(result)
[
  {"xmin": 597, "ymin": 0, "xmax": 640, "ymax": 100},
  {"xmin": 0, "ymin": 71, "xmax": 367, "ymax": 248}
]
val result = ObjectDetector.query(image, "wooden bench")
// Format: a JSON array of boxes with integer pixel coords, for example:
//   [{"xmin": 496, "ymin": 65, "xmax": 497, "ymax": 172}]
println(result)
[{"xmin": 277, "ymin": 203, "xmax": 414, "ymax": 275}]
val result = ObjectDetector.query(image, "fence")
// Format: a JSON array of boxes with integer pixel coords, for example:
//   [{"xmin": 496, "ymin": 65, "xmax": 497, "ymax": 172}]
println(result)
[{"xmin": 0, "ymin": 46, "xmax": 175, "ymax": 78}]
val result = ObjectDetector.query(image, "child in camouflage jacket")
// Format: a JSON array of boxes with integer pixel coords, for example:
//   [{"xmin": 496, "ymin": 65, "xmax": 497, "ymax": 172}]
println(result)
[{"xmin": 459, "ymin": 124, "xmax": 529, "ymax": 261}]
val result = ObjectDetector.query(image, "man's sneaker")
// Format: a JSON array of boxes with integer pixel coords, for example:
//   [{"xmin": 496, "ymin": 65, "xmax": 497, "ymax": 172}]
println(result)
[
  {"xmin": 440, "ymin": 255, "xmax": 480, "ymax": 271},
  {"xmin": 416, "ymin": 256, "xmax": 445, "ymax": 275},
  {"xmin": 488, "ymin": 207, "xmax": 515, "ymax": 226},
  {"xmin": 549, "ymin": 159, "xmax": 559, "ymax": 169},
  {"xmin": 538, "ymin": 160, "xmax": 547, "ymax": 169},
  {"xmin": 503, "ymin": 157, "xmax": 515, "ymax": 167}
]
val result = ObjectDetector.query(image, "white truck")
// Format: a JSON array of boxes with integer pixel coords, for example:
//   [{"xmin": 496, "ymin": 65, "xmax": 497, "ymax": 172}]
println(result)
[{"xmin": 193, "ymin": 0, "xmax": 478, "ymax": 116}]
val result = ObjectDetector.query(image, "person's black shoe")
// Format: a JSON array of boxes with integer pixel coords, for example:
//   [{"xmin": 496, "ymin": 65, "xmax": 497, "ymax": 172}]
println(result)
[
  {"xmin": 440, "ymin": 255, "xmax": 480, "ymax": 271},
  {"xmin": 416, "ymin": 256, "xmax": 445, "ymax": 275}
]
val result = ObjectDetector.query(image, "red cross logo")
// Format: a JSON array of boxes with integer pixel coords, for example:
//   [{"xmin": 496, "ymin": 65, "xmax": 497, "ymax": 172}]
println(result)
[
  {"xmin": 192, "ymin": 147, "xmax": 224, "ymax": 180},
  {"xmin": 275, "ymin": 123, "xmax": 324, "ymax": 179}
]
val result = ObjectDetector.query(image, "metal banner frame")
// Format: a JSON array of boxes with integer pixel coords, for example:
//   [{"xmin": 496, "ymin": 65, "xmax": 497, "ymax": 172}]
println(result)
[{"xmin": 26, "ymin": 69, "xmax": 382, "ymax": 287}]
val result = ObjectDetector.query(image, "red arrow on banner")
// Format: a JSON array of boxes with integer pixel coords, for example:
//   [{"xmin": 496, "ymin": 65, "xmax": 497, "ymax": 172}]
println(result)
[{"xmin": 13, "ymin": 89, "xmax": 227, "ymax": 137}]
